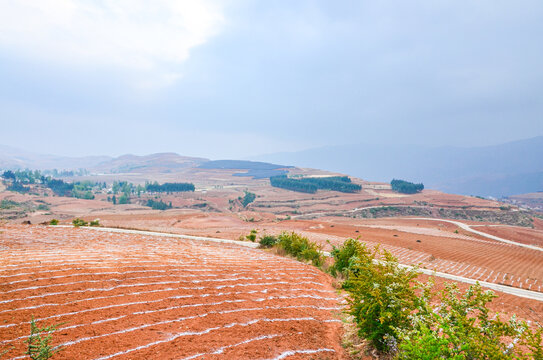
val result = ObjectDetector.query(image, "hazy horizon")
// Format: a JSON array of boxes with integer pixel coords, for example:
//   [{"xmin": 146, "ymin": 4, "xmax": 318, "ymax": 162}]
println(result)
[{"xmin": 1, "ymin": 1, "xmax": 542, "ymax": 159}]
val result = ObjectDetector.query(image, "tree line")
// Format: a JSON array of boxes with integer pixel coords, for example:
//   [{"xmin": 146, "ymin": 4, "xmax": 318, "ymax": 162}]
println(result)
[
  {"xmin": 391, "ymin": 179, "xmax": 424, "ymax": 194},
  {"xmin": 270, "ymin": 175, "xmax": 361, "ymax": 193},
  {"xmin": 145, "ymin": 182, "xmax": 195, "ymax": 193}
]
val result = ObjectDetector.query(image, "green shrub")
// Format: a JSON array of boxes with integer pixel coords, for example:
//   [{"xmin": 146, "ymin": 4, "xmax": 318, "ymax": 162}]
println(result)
[
  {"xmin": 396, "ymin": 283, "xmax": 543, "ymax": 360},
  {"xmin": 277, "ymin": 231, "xmax": 324, "ymax": 267},
  {"xmin": 329, "ymin": 238, "xmax": 369, "ymax": 281},
  {"xmin": 49, "ymin": 219, "xmax": 59, "ymax": 226},
  {"xmin": 259, "ymin": 235, "xmax": 278, "ymax": 248},
  {"xmin": 344, "ymin": 244, "xmax": 425, "ymax": 352},
  {"xmin": 89, "ymin": 219, "xmax": 100, "ymax": 227},
  {"xmin": 72, "ymin": 218, "xmax": 88, "ymax": 227},
  {"xmin": 25, "ymin": 316, "xmax": 64, "ymax": 360},
  {"xmin": 245, "ymin": 229, "xmax": 258, "ymax": 242}
]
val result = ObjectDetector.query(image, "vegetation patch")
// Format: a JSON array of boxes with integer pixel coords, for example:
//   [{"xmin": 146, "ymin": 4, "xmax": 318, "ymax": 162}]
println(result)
[
  {"xmin": 270, "ymin": 175, "xmax": 361, "ymax": 194},
  {"xmin": 72, "ymin": 218, "xmax": 88, "ymax": 227},
  {"xmin": 146, "ymin": 199, "xmax": 172, "ymax": 210},
  {"xmin": 329, "ymin": 238, "xmax": 543, "ymax": 358},
  {"xmin": 391, "ymin": 179, "xmax": 424, "ymax": 194},
  {"xmin": 25, "ymin": 317, "xmax": 64, "ymax": 360},
  {"xmin": 145, "ymin": 182, "xmax": 195, "ymax": 192}
]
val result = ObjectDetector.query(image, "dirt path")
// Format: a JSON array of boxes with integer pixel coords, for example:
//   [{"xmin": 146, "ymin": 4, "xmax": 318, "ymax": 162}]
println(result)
[{"xmin": 410, "ymin": 218, "xmax": 543, "ymax": 252}]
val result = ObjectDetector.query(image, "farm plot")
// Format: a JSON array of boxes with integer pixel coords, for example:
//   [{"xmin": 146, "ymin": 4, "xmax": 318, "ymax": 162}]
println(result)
[{"xmin": 0, "ymin": 225, "xmax": 345, "ymax": 360}]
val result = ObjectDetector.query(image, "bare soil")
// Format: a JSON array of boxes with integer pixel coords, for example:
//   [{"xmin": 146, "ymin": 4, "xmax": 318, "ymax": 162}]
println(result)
[{"xmin": 0, "ymin": 225, "xmax": 347, "ymax": 360}]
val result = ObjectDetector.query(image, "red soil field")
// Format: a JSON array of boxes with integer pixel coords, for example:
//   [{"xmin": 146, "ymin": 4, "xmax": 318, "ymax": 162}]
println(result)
[
  {"xmin": 86, "ymin": 213, "xmax": 543, "ymax": 293},
  {"xmin": 0, "ymin": 225, "xmax": 346, "ymax": 360},
  {"xmin": 474, "ymin": 225, "xmax": 543, "ymax": 247}
]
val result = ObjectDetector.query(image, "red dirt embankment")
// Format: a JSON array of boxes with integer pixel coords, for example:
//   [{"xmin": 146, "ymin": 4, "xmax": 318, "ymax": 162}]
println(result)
[{"xmin": 0, "ymin": 225, "xmax": 346, "ymax": 360}]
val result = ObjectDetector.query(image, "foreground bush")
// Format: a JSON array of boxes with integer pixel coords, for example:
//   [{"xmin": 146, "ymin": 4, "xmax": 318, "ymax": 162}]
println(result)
[
  {"xmin": 396, "ymin": 283, "xmax": 543, "ymax": 360},
  {"xmin": 331, "ymin": 238, "xmax": 543, "ymax": 357},
  {"xmin": 277, "ymin": 231, "xmax": 324, "ymax": 267},
  {"xmin": 344, "ymin": 244, "xmax": 425, "ymax": 352},
  {"xmin": 329, "ymin": 238, "xmax": 368, "ymax": 281}
]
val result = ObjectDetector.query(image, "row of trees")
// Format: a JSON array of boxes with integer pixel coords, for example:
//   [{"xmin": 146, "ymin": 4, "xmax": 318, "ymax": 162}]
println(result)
[
  {"xmin": 270, "ymin": 175, "xmax": 361, "ymax": 193},
  {"xmin": 391, "ymin": 179, "xmax": 424, "ymax": 194},
  {"xmin": 145, "ymin": 182, "xmax": 195, "ymax": 193},
  {"xmin": 270, "ymin": 176, "xmax": 318, "ymax": 193},
  {"xmin": 302, "ymin": 176, "xmax": 361, "ymax": 192}
]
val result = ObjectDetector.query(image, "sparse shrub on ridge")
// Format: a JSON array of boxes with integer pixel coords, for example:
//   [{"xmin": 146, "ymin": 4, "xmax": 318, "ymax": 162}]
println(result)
[
  {"xmin": 277, "ymin": 231, "xmax": 324, "ymax": 267},
  {"xmin": 49, "ymin": 219, "xmax": 59, "ymax": 226},
  {"xmin": 72, "ymin": 218, "xmax": 87, "ymax": 227},
  {"xmin": 245, "ymin": 229, "xmax": 257, "ymax": 242},
  {"xmin": 259, "ymin": 234, "xmax": 278, "ymax": 248},
  {"xmin": 89, "ymin": 219, "xmax": 100, "ymax": 227}
]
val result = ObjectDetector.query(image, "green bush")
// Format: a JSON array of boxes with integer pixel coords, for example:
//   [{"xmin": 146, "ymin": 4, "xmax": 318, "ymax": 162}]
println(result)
[
  {"xmin": 72, "ymin": 218, "xmax": 88, "ymax": 227},
  {"xmin": 89, "ymin": 219, "xmax": 100, "ymax": 227},
  {"xmin": 49, "ymin": 219, "xmax": 59, "ymax": 226},
  {"xmin": 396, "ymin": 283, "xmax": 543, "ymax": 360},
  {"xmin": 277, "ymin": 231, "xmax": 324, "ymax": 267},
  {"xmin": 329, "ymin": 238, "xmax": 369, "ymax": 280},
  {"xmin": 343, "ymin": 244, "xmax": 425, "ymax": 352},
  {"xmin": 259, "ymin": 235, "xmax": 278, "ymax": 248},
  {"xmin": 245, "ymin": 229, "xmax": 257, "ymax": 242}
]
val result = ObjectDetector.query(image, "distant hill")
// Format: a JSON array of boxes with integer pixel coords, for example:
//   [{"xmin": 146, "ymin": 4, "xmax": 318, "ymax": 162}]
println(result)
[
  {"xmin": 199, "ymin": 160, "xmax": 292, "ymax": 179},
  {"xmin": 91, "ymin": 153, "xmax": 208, "ymax": 173},
  {"xmin": 503, "ymin": 192, "xmax": 543, "ymax": 213},
  {"xmin": 253, "ymin": 136, "xmax": 543, "ymax": 197},
  {"xmin": 0, "ymin": 144, "xmax": 112, "ymax": 170}
]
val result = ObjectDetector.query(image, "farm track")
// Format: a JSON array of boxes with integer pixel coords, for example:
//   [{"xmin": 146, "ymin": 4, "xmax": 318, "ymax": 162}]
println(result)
[{"xmin": 0, "ymin": 225, "xmax": 345, "ymax": 360}]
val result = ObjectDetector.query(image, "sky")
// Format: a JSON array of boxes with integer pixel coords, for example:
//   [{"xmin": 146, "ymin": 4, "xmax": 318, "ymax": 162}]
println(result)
[{"xmin": 0, "ymin": 0, "xmax": 542, "ymax": 159}]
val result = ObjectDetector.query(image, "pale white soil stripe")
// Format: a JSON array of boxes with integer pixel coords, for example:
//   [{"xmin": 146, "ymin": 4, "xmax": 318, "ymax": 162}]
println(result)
[
  {"xmin": 264, "ymin": 348, "xmax": 336, "ymax": 360},
  {"xmin": 0, "ymin": 280, "xmax": 326, "ymax": 305},
  {"xmin": 1, "ymin": 304, "xmax": 340, "ymax": 345},
  {"xmin": 1, "ymin": 286, "xmax": 335, "ymax": 314},
  {"xmin": 0, "ymin": 291, "xmax": 339, "ymax": 330},
  {"xmin": 180, "ymin": 334, "xmax": 283, "ymax": 360},
  {"xmin": 91, "ymin": 317, "xmax": 336, "ymax": 360},
  {"xmin": 3, "ymin": 274, "xmax": 314, "ymax": 294}
]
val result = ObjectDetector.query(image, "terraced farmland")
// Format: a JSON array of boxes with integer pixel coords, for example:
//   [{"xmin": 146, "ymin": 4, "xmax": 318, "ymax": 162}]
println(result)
[{"xmin": 0, "ymin": 225, "xmax": 344, "ymax": 359}]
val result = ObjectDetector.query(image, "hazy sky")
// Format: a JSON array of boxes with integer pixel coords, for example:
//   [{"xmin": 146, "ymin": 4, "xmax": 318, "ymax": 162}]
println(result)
[{"xmin": 1, "ymin": 1, "xmax": 542, "ymax": 159}]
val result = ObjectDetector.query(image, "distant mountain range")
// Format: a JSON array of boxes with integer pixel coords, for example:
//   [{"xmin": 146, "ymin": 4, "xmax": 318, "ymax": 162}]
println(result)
[
  {"xmin": 0, "ymin": 145, "xmax": 112, "ymax": 170},
  {"xmin": 252, "ymin": 136, "xmax": 543, "ymax": 198},
  {"xmin": 0, "ymin": 145, "xmax": 208, "ymax": 174},
  {"xmin": 2, "ymin": 136, "xmax": 542, "ymax": 197}
]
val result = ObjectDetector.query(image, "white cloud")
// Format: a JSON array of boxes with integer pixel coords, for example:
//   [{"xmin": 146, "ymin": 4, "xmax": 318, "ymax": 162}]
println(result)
[{"xmin": 0, "ymin": 0, "xmax": 225, "ymax": 87}]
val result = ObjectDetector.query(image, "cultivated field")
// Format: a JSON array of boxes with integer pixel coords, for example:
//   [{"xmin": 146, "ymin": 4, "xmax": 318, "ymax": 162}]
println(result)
[{"xmin": 0, "ymin": 225, "xmax": 345, "ymax": 360}]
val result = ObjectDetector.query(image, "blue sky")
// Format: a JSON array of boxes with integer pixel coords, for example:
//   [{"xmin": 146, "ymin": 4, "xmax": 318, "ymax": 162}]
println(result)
[{"xmin": 1, "ymin": 1, "xmax": 542, "ymax": 159}]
